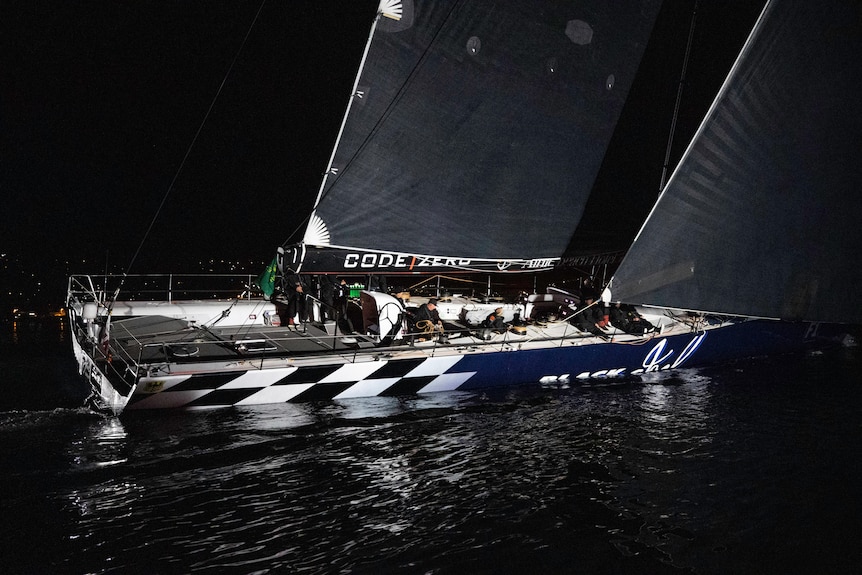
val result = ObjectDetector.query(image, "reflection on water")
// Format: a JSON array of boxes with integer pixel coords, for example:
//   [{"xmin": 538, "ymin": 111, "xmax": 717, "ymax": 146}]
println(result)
[
  {"xmin": 1, "ymin": 344, "xmax": 861, "ymax": 573},
  {"xmin": 5, "ymin": 317, "xmax": 68, "ymax": 346},
  {"xmin": 64, "ymin": 417, "xmax": 140, "ymax": 527},
  {"xmin": 68, "ymin": 478, "xmax": 142, "ymax": 519},
  {"xmin": 67, "ymin": 416, "xmax": 129, "ymax": 469},
  {"xmin": 92, "ymin": 417, "xmax": 128, "ymax": 466},
  {"xmin": 637, "ymin": 369, "xmax": 714, "ymax": 448}
]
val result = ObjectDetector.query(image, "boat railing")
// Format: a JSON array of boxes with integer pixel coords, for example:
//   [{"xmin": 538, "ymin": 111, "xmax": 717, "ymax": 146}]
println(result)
[
  {"xmin": 302, "ymin": 294, "xmax": 341, "ymax": 328},
  {"xmin": 67, "ymin": 273, "xmax": 263, "ymax": 305},
  {"xmin": 68, "ymin": 308, "xmax": 140, "ymax": 396},
  {"xmin": 120, "ymin": 317, "xmax": 616, "ymax": 372}
]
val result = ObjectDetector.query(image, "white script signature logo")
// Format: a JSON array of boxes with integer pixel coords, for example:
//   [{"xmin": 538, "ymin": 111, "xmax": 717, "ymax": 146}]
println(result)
[{"xmin": 539, "ymin": 334, "xmax": 707, "ymax": 383}]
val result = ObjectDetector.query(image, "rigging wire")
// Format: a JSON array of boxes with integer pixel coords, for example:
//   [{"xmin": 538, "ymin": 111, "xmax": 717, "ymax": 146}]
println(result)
[
  {"xmin": 406, "ymin": 274, "xmax": 486, "ymax": 292},
  {"xmin": 659, "ymin": 0, "xmax": 699, "ymax": 193},
  {"xmin": 111, "ymin": 0, "xmax": 268, "ymax": 302},
  {"xmin": 287, "ymin": 0, "xmax": 465, "ymax": 246}
]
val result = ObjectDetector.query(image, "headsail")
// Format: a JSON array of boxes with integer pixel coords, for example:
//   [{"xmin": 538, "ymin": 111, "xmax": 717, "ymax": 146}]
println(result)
[
  {"xmin": 611, "ymin": 0, "xmax": 862, "ymax": 323},
  {"xmin": 288, "ymin": 0, "xmax": 661, "ymax": 275}
]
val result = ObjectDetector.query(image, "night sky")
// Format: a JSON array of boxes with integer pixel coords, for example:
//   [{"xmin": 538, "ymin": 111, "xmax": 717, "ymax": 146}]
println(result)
[{"xmin": 2, "ymin": 0, "xmax": 762, "ymax": 273}]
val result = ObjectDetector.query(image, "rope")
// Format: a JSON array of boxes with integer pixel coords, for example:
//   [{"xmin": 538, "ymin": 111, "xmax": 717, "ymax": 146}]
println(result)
[{"xmin": 415, "ymin": 319, "xmax": 437, "ymax": 334}]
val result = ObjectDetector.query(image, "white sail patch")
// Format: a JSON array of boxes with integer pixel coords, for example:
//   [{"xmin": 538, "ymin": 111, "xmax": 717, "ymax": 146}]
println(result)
[
  {"xmin": 378, "ymin": 0, "xmax": 403, "ymax": 21},
  {"xmin": 566, "ymin": 20, "xmax": 593, "ymax": 45},
  {"xmin": 304, "ymin": 214, "xmax": 331, "ymax": 246}
]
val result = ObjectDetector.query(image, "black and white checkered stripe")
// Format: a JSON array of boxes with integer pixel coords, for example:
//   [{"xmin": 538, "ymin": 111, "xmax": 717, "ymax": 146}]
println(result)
[{"xmin": 129, "ymin": 355, "xmax": 476, "ymax": 409}]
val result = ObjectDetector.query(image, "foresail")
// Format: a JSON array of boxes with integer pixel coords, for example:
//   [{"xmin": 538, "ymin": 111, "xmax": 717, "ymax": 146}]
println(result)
[
  {"xmin": 295, "ymin": 0, "xmax": 661, "ymax": 274},
  {"xmin": 611, "ymin": 0, "xmax": 862, "ymax": 323}
]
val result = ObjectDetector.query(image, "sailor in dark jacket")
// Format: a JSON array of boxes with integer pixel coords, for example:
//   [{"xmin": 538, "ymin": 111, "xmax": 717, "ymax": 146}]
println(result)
[
  {"xmin": 574, "ymin": 296, "xmax": 605, "ymax": 336},
  {"xmin": 285, "ymin": 273, "xmax": 308, "ymax": 324},
  {"xmin": 334, "ymin": 277, "xmax": 354, "ymax": 333},
  {"xmin": 484, "ymin": 307, "xmax": 508, "ymax": 333},
  {"xmin": 609, "ymin": 302, "xmax": 631, "ymax": 332},
  {"xmin": 610, "ymin": 302, "xmax": 656, "ymax": 334},
  {"xmin": 413, "ymin": 298, "xmax": 443, "ymax": 332}
]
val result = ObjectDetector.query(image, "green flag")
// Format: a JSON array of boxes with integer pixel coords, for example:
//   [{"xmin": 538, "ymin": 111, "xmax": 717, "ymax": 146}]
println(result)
[{"xmin": 256, "ymin": 256, "xmax": 278, "ymax": 298}]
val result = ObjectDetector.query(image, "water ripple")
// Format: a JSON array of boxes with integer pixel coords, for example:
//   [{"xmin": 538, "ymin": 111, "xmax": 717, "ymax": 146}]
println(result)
[{"xmin": 2, "ymin": 347, "xmax": 861, "ymax": 573}]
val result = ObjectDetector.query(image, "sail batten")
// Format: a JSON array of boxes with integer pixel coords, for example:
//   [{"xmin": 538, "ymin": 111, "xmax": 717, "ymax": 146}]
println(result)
[
  {"xmin": 292, "ymin": 0, "xmax": 661, "ymax": 274},
  {"xmin": 611, "ymin": 0, "xmax": 862, "ymax": 324}
]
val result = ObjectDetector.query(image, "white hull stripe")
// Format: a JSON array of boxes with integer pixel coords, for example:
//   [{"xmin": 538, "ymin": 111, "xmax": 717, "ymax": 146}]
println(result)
[
  {"xmin": 319, "ymin": 362, "xmax": 392, "ymax": 383},
  {"xmin": 236, "ymin": 383, "xmax": 317, "ymax": 405},
  {"xmin": 129, "ymin": 355, "xmax": 470, "ymax": 409},
  {"xmin": 220, "ymin": 368, "xmax": 300, "ymax": 389},
  {"xmin": 333, "ymin": 378, "xmax": 402, "ymax": 400},
  {"xmin": 417, "ymin": 371, "xmax": 477, "ymax": 394}
]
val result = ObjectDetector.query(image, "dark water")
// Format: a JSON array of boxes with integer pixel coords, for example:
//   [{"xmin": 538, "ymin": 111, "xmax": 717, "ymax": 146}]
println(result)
[{"xmin": 2, "ymin": 319, "xmax": 861, "ymax": 574}]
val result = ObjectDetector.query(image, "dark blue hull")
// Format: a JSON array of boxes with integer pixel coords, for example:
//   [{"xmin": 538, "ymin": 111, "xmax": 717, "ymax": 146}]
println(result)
[
  {"xmin": 454, "ymin": 319, "xmax": 830, "ymax": 390},
  {"xmin": 120, "ymin": 319, "xmax": 844, "ymax": 411}
]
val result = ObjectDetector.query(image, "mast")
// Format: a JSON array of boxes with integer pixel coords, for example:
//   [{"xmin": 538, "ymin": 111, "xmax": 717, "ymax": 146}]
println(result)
[{"xmin": 659, "ymin": 0, "xmax": 698, "ymax": 193}]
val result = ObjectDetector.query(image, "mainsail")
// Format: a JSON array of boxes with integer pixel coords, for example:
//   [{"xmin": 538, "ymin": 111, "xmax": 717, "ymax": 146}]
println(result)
[
  {"xmin": 611, "ymin": 0, "xmax": 862, "ymax": 323},
  {"xmin": 287, "ymin": 0, "xmax": 661, "ymax": 275}
]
